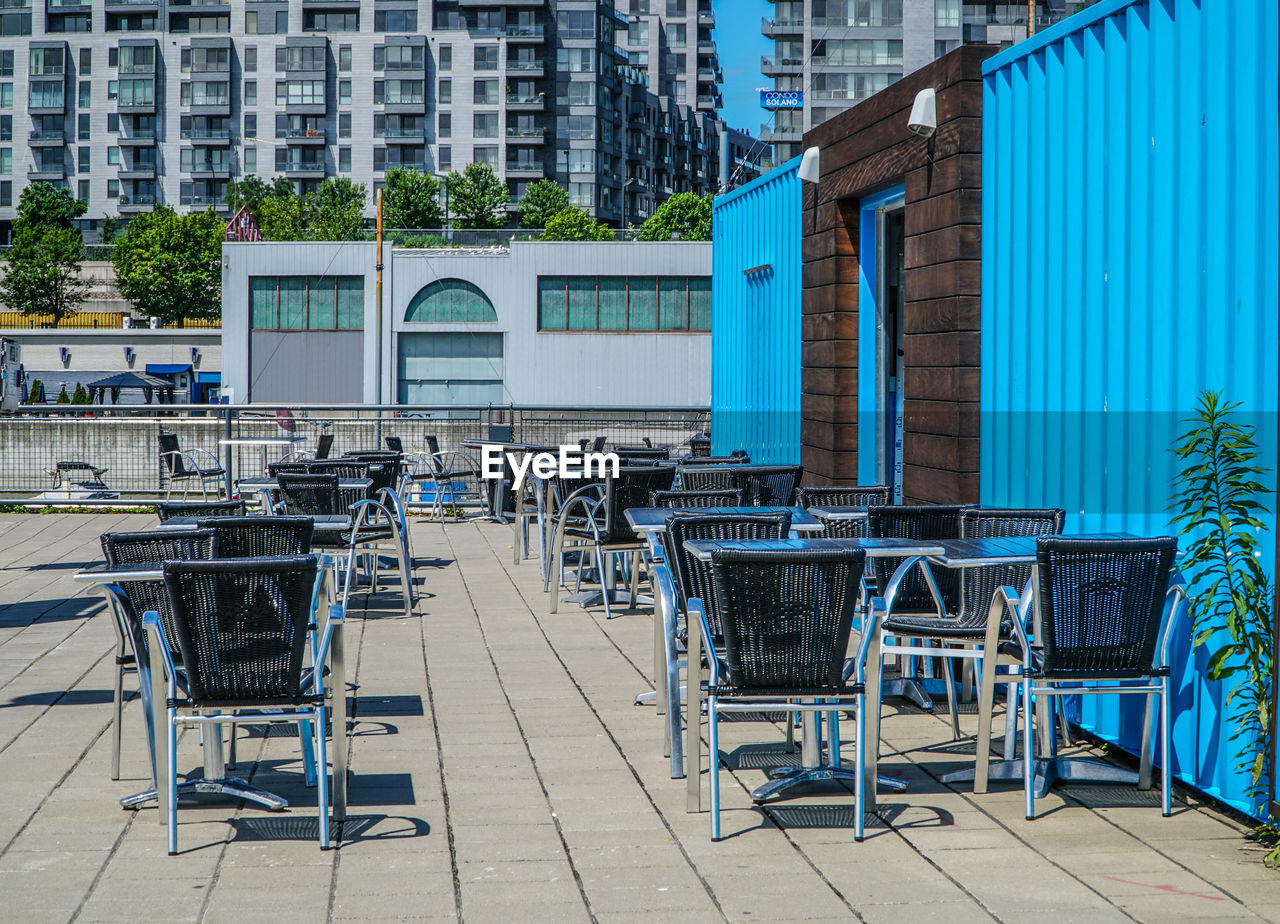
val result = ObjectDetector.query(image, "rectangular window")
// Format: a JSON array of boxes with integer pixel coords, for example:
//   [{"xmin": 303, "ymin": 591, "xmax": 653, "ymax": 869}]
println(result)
[
  {"xmin": 473, "ymin": 145, "xmax": 497, "ymax": 167},
  {"xmin": 0, "ymin": 50, "xmax": 11, "ymax": 77},
  {"xmin": 107, "ymin": 146, "xmax": 119, "ymax": 164},
  {"xmin": 339, "ymin": 112, "xmax": 351, "ymax": 138},
  {"xmin": 0, "ymin": 181, "xmax": 11, "ymax": 207},
  {"xmin": 339, "ymin": 146, "xmax": 350, "ymax": 172},
  {"xmin": 438, "ymin": 78, "xmax": 450, "ymax": 104},
  {"xmin": 244, "ymin": 145, "xmax": 255, "ymax": 172},
  {"xmin": 473, "ymin": 79, "xmax": 497, "ymax": 105},
  {"xmin": 934, "ymin": 0, "xmax": 960, "ymax": 28},
  {"xmin": 106, "ymin": 178, "xmax": 118, "ymax": 198},
  {"xmin": 437, "ymin": 144, "xmax": 450, "ymax": 171},
  {"xmin": 627, "ymin": 277, "xmax": 657, "ymax": 330},
  {"xmin": 0, "ymin": 12, "xmax": 31, "ymax": 36},
  {"xmin": 556, "ymin": 10, "xmax": 594, "ymax": 39},
  {"xmin": 438, "ymin": 45, "xmax": 450, "ymax": 71},
  {"xmin": 244, "ymin": 79, "xmax": 256, "ymax": 105},
  {"xmin": 535, "ymin": 277, "xmax": 709, "ymax": 332},
  {"xmin": 0, "ymin": 115, "xmax": 9, "ymax": 141},
  {"xmin": 0, "ymin": 149, "xmax": 10, "ymax": 175},
  {"xmin": 339, "ymin": 79, "xmax": 351, "ymax": 104},
  {"xmin": 249, "ymin": 275, "xmax": 365, "ymax": 330},
  {"xmin": 303, "ymin": 10, "xmax": 357, "ymax": 31},
  {"xmin": 78, "ymin": 146, "xmax": 88, "ymax": 172},
  {"xmin": 338, "ymin": 44, "xmax": 351, "ymax": 71},
  {"xmin": 474, "ymin": 45, "xmax": 498, "ymax": 70},
  {"xmin": 244, "ymin": 46, "xmax": 256, "ymax": 72},
  {"xmin": 107, "ymin": 112, "xmax": 118, "ymax": 131},
  {"xmin": 276, "ymin": 79, "xmax": 324, "ymax": 105},
  {"xmin": 78, "ymin": 179, "xmax": 89, "ymax": 200},
  {"xmin": 276, "ymin": 10, "xmax": 288, "ymax": 32},
  {"xmin": 79, "ymin": 47, "xmax": 91, "ymax": 74},
  {"xmin": 245, "ymin": 10, "xmax": 257, "ymax": 33},
  {"xmin": 0, "ymin": 83, "xmax": 10, "ymax": 109},
  {"xmin": 244, "ymin": 112, "xmax": 256, "ymax": 136},
  {"xmin": 438, "ymin": 112, "xmax": 450, "ymax": 138},
  {"xmin": 375, "ymin": 9, "xmax": 416, "ymax": 32}
]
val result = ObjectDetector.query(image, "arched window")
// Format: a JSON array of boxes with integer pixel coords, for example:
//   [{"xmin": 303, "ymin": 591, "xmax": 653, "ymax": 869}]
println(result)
[{"xmin": 404, "ymin": 279, "xmax": 497, "ymax": 323}]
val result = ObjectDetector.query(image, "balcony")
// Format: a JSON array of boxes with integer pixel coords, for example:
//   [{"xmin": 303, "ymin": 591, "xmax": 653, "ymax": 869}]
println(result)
[
  {"xmin": 104, "ymin": 0, "xmax": 158, "ymax": 9},
  {"xmin": 184, "ymin": 160, "xmax": 230, "ymax": 178},
  {"xmin": 696, "ymin": 94, "xmax": 720, "ymax": 111},
  {"xmin": 282, "ymin": 161, "xmax": 326, "ymax": 177},
  {"xmin": 504, "ymin": 162, "xmax": 544, "ymax": 179},
  {"xmin": 117, "ymin": 96, "xmax": 157, "ymax": 114},
  {"xmin": 118, "ymin": 163, "xmax": 158, "ymax": 179},
  {"xmin": 697, "ymin": 9, "xmax": 714, "ymax": 26},
  {"xmin": 27, "ymin": 166, "xmax": 66, "ymax": 180},
  {"xmin": 761, "ymin": 56, "xmax": 802, "ymax": 77},
  {"xmin": 180, "ymin": 195, "xmax": 229, "ymax": 208},
  {"xmin": 697, "ymin": 40, "xmax": 715, "ymax": 55},
  {"xmin": 506, "ymin": 127, "xmax": 544, "ymax": 144},
  {"xmin": 505, "ymin": 23, "xmax": 543, "ymax": 42},
  {"xmin": 47, "ymin": 0, "xmax": 90, "ymax": 11},
  {"xmin": 278, "ymin": 128, "xmax": 325, "ymax": 144},
  {"xmin": 505, "ymin": 61, "xmax": 544, "ymax": 77},
  {"xmin": 28, "ymin": 89, "xmax": 66, "ymax": 116},
  {"xmin": 28, "ymin": 130, "xmax": 65, "ymax": 146},
  {"xmin": 118, "ymin": 193, "xmax": 157, "ymax": 211},
  {"xmin": 812, "ymin": 14, "xmax": 902, "ymax": 28},
  {"xmin": 183, "ymin": 127, "xmax": 232, "ymax": 143},
  {"xmin": 761, "ymin": 16, "xmax": 802, "ymax": 36},
  {"xmin": 382, "ymin": 128, "xmax": 426, "ymax": 145},
  {"xmin": 759, "ymin": 125, "xmax": 801, "ymax": 144},
  {"xmin": 117, "ymin": 129, "xmax": 158, "ymax": 146},
  {"xmin": 506, "ymin": 93, "xmax": 544, "ymax": 111},
  {"xmin": 458, "ymin": 0, "xmax": 545, "ymax": 5},
  {"xmin": 696, "ymin": 67, "xmax": 717, "ymax": 83}
]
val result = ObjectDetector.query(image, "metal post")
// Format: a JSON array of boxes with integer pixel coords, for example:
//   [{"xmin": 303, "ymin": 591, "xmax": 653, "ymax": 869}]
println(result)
[
  {"xmin": 222, "ymin": 405, "xmax": 233, "ymax": 498},
  {"xmin": 1028, "ymin": 0, "xmax": 1036, "ymax": 36},
  {"xmin": 375, "ymin": 189, "xmax": 384, "ymax": 408}
]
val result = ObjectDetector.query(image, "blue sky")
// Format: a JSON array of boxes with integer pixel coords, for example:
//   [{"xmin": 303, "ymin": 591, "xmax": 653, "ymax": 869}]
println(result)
[{"xmin": 713, "ymin": 0, "xmax": 773, "ymax": 137}]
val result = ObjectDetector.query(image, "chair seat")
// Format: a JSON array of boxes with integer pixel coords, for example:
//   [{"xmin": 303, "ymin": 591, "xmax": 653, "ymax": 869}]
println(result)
[
  {"xmin": 169, "ymin": 692, "xmax": 326, "ymax": 710},
  {"xmin": 343, "ymin": 526, "xmax": 396, "ymax": 544},
  {"xmin": 882, "ymin": 614, "xmax": 992, "ymax": 640},
  {"xmin": 708, "ymin": 683, "xmax": 864, "ymax": 698},
  {"xmin": 993, "ymin": 642, "xmax": 1171, "ymax": 679},
  {"xmin": 171, "ymin": 467, "xmax": 225, "ymax": 479}
]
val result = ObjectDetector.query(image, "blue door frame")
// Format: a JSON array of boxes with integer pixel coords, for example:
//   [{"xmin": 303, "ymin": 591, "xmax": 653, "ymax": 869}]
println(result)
[{"xmin": 857, "ymin": 184, "xmax": 906, "ymax": 490}]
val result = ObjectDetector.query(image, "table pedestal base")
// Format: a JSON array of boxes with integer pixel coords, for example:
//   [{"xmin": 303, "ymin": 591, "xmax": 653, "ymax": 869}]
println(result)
[
  {"xmin": 753, "ymin": 766, "xmax": 910, "ymax": 803},
  {"xmin": 941, "ymin": 757, "xmax": 1140, "ymax": 799},
  {"xmin": 121, "ymin": 777, "xmax": 288, "ymax": 811},
  {"xmin": 882, "ymin": 676, "xmax": 952, "ymax": 711},
  {"xmin": 563, "ymin": 590, "xmax": 654, "ymax": 610}
]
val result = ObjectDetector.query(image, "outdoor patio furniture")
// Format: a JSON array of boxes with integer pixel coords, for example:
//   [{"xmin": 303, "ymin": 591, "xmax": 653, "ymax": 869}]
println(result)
[
  {"xmin": 409, "ymin": 449, "xmax": 489, "ymax": 520},
  {"xmin": 342, "ymin": 453, "xmax": 403, "ymax": 492},
  {"xmin": 732, "ymin": 465, "xmax": 804, "ymax": 506},
  {"xmin": 49, "ymin": 460, "xmax": 110, "ymax": 491},
  {"xmin": 614, "ymin": 447, "xmax": 672, "ymax": 462},
  {"xmin": 344, "ymin": 497, "xmax": 415, "ymax": 618},
  {"xmin": 153, "ymin": 555, "xmax": 338, "ymax": 853},
  {"xmin": 157, "ymin": 500, "xmax": 246, "ymax": 523},
  {"xmin": 157, "ymin": 432, "xmax": 226, "ymax": 501},
  {"xmin": 267, "ymin": 461, "xmax": 313, "ymax": 479},
  {"xmin": 677, "ymin": 464, "xmax": 736, "ymax": 492},
  {"xmin": 384, "ymin": 436, "xmax": 403, "ymax": 453},
  {"xmin": 797, "ymin": 486, "xmax": 890, "ymax": 538},
  {"xmin": 688, "ymin": 433, "xmax": 711, "ymax": 457},
  {"xmin": 547, "ymin": 465, "xmax": 675, "ymax": 619},
  {"xmin": 99, "ymin": 528, "xmax": 216, "ymax": 785},
  {"xmin": 648, "ymin": 489, "xmax": 745, "ymax": 508},
  {"xmin": 1004, "ymin": 537, "xmax": 1180, "ymax": 818},
  {"xmin": 702, "ymin": 546, "xmax": 869, "ymax": 841},
  {"xmin": 195, "ymin": 515, "xmax": 315, "ymax": 557}
]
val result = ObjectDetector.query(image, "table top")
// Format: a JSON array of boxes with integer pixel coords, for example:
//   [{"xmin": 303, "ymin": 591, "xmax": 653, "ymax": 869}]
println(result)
[
  {"xmin": 675, "ymin": 462, "xmax": 786, "ymax": 474},
  {"xmin": 157, "ymin": 514, "xmax": 352, "ymax": 529},
  {"xmin": 626, "ymin": 506, "xmax": 823, "ymax": 533},
  {"xmin": 238, "ymin": 477, "xmax": 373, "ymax": 489},
  {"xmin": 683, "ymin": 537, "xmax": 948, "ymax": 562},
  {"xmin": 74, "ymin": 562, "xmax": 163, "ymax": 582},
  {"xmin": 219, "ymin": 437, "xmax": 305, "ymax": 446},
  {"xmin": 808, "ymin": 506, "xmax": 868, "ymax": 521},
  {"xmin": 927, "ymin": 533, "xmax": 1140, "ymax": 568}
]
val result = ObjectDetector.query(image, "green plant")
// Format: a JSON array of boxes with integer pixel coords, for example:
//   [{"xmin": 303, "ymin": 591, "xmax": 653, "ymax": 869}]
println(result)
[
  {"xmin": 25, "ymin": 378, "xmax": 44, "ymax": 403},
  {"xmin": 55, "ymin": 385, "xmax": 70, "ymax": 404},
  {"xmin": 445, "ymin": 163, "xmax": 509, "ymax": 230},
  {"xmin": 1169, "ymin": 390, "xmax": 1275, "ymax": 822},
  {"xmin": 638, "ymin": 192, "xmax": 712, "ymax": 242},
  {"xmin": 111, "ymin": 206, "xmax": 224, "ymax": 327},
  {"xmin": 382, "ymin": 167, "xmax": 443, "ymax": 230},
  {"xmin": 306, "ymin": 177, "xmax": 367, "ymax": 241},
  {"xmin": 518, "ymin": 179, "xmax": 569, "ymax": 229},
  {"xmin": 71, "ymin": 383, "xmax": 90, "ymax": 405},
  {"xmin": 540, "ymin": 206, "xmax": 613, "ymax": 242}
]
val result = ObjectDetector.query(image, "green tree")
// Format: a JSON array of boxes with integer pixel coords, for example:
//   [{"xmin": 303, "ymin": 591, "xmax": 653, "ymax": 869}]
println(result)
[
  {"xmin": 71, "ymin": 382, "xmax": 90, "ymax": 405},
  {"xmin": 382, "ymin": 168, "xmax": 443, "ymax": 230},
  {"xmin": 305, "ymin": 177, "xmax": 367, "ymax": 241},
  {"xmin": 225, "ymin": 175, "xmax": 274, "ymax": 219},
  {"xmin": 518, "ymin": 179, "xmax": 570, "ymax": 229},
  {"xmin": 18, "ymin": 182, "xmax": 87, "ymax": 230},
  {"xmin": 638, "ymin": 192, "xmax": 713, "ymax": 242},
  {"xmin": 25, "ymin": 379, "xmax": 43, "ymax": 404},
  {"xmin": 256, "ymin": 191, "xmax": 305, "ymax": 241},
  {"xmin": 99, "ymin": 216, "xmax": 121, "ymax": 246},
  {"xmin": 55, "ymin": 384, "xmax": 70, "ymax": 404},
  {"xmin": 540, "ymin": 206, "xmax": 613, "ymax": 242},
  {"xmin": 0, "ymin": 224, "xmax": 90, "ymax": 326},
  {"xmin": 446, "ymin": 163, "xmax": 509, "ymax": 229},
  {"xmin": 112, "ymin": 206, "xmax": 224, "ymax": 327}
]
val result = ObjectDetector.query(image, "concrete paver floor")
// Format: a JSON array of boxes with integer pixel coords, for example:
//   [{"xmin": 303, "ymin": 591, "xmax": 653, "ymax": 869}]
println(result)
[{"xmin": 0, "ymin": 513, "xmax": 1275, "ymax": 923}]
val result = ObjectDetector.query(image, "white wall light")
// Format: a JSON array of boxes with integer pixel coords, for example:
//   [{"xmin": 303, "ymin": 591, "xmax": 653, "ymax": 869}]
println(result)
[
  {"xmin": 798, "ymin": 146, "xmax": 821, "ymax": 184},
  {"xmin": 908, "ymin": 88, "xmax": 937, "ymax": 138}
]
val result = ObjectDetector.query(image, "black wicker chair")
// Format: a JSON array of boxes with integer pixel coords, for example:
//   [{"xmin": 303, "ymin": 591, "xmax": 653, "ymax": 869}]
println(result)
[
  {"xmin": 997, "ymin": 537, "xmax": 1180, "ymax": 818},
  {"xmin": 384, "ymin": 436, "xmax": 403, "ymax": 453},
  {"xmin": 547, "ymin": 465, "xmax": 675, "ymax": 619},
  {"xmin": 732, "ymin": 465, "xmax": 804, "ymax": 507},
  {"xmin": 99, "ymin": 528, "xmax": 216, "ymax": 783},
  {"xmin": 648, "ymin": 489, "xmax": 745, "ymax": 508},
  {"xmin": 157, "ymin": 432, "xmax": 225, "ymax": 501},
  {"xmin": 797, "ymin": 485, "xmax": 891, "ymax": 539},
  {"xmin": 196, "ymin": 515, "xmax": 315, "ymax": 557},
  {"xmin": 687, "ymin": 433, "xmax": 711, "ymax": 457},
  {"xmin": 701, "ymin": 547, "xmax": 868, "ymax": 840},
  {"xmin": 267, "ymin": 461, "xmax": 313, "ymax": 479},
  {"xmin": 157, "ymin": 499, "xmax": 246, "ymax": 523},
  {"xmin": 153, "ymin": 556, "xmax": 338, "ymax": 852},
  {"xmin": 677, "ymin": 464, "xmax": 737, "ymax": 492}
]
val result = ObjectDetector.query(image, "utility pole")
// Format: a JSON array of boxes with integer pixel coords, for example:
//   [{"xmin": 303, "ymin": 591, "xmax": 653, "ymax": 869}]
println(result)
[
  {"xmin": 374, "ymin": 189, "xmax": 384, "ymax": 405},
  {"xmin": 1028, "ymin": 0, "xmax": 1036, "ymax": 36}
]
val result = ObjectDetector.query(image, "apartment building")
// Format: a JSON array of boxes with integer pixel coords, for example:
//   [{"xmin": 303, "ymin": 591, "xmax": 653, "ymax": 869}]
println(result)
[
  {"xmin": 0, "ymin": 0, "xmax": 736, "ymax": 235},
  {"xmin": 761, "ymin": 0, "xmax": 1096, "ymax": 161}
]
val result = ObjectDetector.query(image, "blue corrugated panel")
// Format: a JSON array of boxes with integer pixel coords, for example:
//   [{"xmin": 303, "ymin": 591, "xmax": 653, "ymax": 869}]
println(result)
[
  {"xmin": 711, "ymin": 158, "xmax": 802, "ymax": 463},
  {"xmin": 982, "ymin": 0, "xmax": 1279, "ymax": 817}
]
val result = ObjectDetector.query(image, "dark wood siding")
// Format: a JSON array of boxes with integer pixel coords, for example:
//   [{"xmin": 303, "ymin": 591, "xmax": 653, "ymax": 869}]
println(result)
[{"xmin": 800, "ymin": 45, "xmax": 993, "ymax": 503}]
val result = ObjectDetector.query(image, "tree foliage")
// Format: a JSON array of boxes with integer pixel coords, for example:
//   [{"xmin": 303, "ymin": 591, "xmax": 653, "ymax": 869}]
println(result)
[
  {"xmin": 256, "ymin": 193, "xmax": 305, "ymax": 241},
  {"xmin": 518, "ymin": 180, "xmax": 570, "ymax": 229},
  {"xmin": 18, "ymin": 182, "xmax": 87, "ymax": 229},
  {"xmin": 111, "ymin": 206, "xmax": 224, "ymax": 327},
  {"xmin": 1169, "ymin": 391, "xmax": 1275, "ymax": 821},
  {"xmin": 0, "ymin": 225, "xmax": 89, "ymax": 325},
  {"xmin": 71, "ymin": 383, "xmax": 90, "ymax": 405},
  {"xmin": 382, "ymin": 168, "xmax": 443, "ymax": 230},
  {"xmin": 306, "ymin": 177, "xmax": 367, "ymax": 241},
  {"xmin": 99, "ymin": 215, "xmax": 121, "ymax": 246},
  {"xmin": 540, "ymin": 206, "xmax": 613, "ymax": 242},
  {"xmin": 446, "ymin": 163, "xmax": 509, "ymax": 229},
  {"xmin": 638, "ymin": 192, "xmax": 712, "ymax": 242},
  {"xmin": 225, "ymin": 175, "xmax": 274, "ymax": 220}
]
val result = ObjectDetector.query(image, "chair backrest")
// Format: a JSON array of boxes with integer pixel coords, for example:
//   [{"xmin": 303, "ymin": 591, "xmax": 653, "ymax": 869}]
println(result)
[
  {"xmin": 710, "ymin": 547, "xmax": 866, "ymax": 691},
  {"xmin": 598, "ymin": 465, "xmax": 677, "ymax": 542},
  {"xmin": 666, "ymin": 512, "xmax": 792, "ymax": 635},
  {"xmin": 615, "ymin": 447, "xmax": 671, "ymax": 461},
  {"xmin": 315, "ymin": 433, "xmax": 335, "ymax": 460},
  {"xmin": 732, "ymin": 465, "xmax": 804, "ymax": 506},
  {"xmin": 590, "ymin": 436, "xmax": 607, "ymax": 453},
  {"xmin": 157, "ymin": 499, "xmax": 246, "ymax": 523},
  {"xmin": 956, "ymin": 507, "xmax": 1065, "ymax": 625},
  {"xmin": 425, "ymin": 434, "xmax": 440, "ymax": 455},
  {"xmin": 867, "ymin": 505, "xmax": 965, "ymax": 612},
  {"xmin": 383, "ymin": 435, "xmax": 403, "ymax": 453},
  {"xmin": 678, "ymin": 465, "xmax": 736, "ymax": 492},
  {"xmin": 163, "ymin": 556, "xmax": 319, "ymax": 706},
  {"xmin": 1035, "ymin": 537, "xmax": 1177, "ymax": 678},
  {"xmin": 648, "ymin": 488, "xmax": 744, "ymax": 508},
  {"xmin": 267, "ymin": 461, "xmax": 312, "ymax": 479},
  {"xmin": 796, "ymin": 485, "xmax": 891, "ymax": 509},
  {"xmin": 688, "ymin": 433, "xmax": 711, "ymax": 457},
  {"xmin": 101, "ymin": 528, "xmax": 217, "ymax": 658},
  {"xmin": 277, "ymin": 473, "xmax": 342, "ymax": 516},
  {"xmin": 157, "ymin": 432, "xmax": 187, "ymax": 476},
  {"xmin": 307, "ymin": 460, "xmax": 368, "ymax": 480},
  {"xmin": 343, "ymin": 452, "xmax": 403, "ymax": 487},
  {"xmin": 197, "ymin": 516, "xmax": 314, "ymax": 557}
]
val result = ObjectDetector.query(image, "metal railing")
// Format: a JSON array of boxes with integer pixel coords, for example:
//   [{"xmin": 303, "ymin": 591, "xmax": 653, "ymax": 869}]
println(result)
[{"xmin": 0, "ymin": 404, "xmax": 711, "ymax": 505}]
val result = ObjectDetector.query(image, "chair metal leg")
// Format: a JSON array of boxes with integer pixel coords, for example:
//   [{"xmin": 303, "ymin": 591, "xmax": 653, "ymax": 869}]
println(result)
[
  {"xmin": 315, "ymin": 706, "xmax": 330, "ymax": 849},
  {"xmin": 1138, "ymin": 691, "xmax": 1157, "ymax": 791},
  {"xmin": 686, "ymin": 615, "xmax": 702, "ymax": 812},
  {"xmin": 708, "ymin": 697, "xmax": 720, "ymax": 840},
  {"xmin": 974, "ymin": 651, "xmax": 1000, "ymax": 794},
  {"xmin": 1160, "ymin": 676, "xmax": 1171, "ymax": 816},
  {"xmin": 1023, "ymin": 676, "xmax": 1035, "ymax": 820},
  {"xmin": 942, "ymin": 655, "xmax": 960, "ymax": 741},
  {"xmin": 1003, "ymin": 682, "xmax": 1020, "ymax": 760},
  {"xmin": 111, "ymin": 664, "xmax": 124, "ymax": 781},
  {"xmin": 862, "ymin": 630, "xmax": 883, "ymax": 810},
  {"xmin": 300, "ymin": 719, "xmax": 317, "ymax": 787},
  {"xmin": 166, "ymin": 708, "xmax": 178, "ymax": 855},
  {"xmin": 855, "ymin": 697, "xmax": 865, "ymax": 842},
  {"xmin": 597, "ymin": 547, "xmax": 613, "ymax": 620}
]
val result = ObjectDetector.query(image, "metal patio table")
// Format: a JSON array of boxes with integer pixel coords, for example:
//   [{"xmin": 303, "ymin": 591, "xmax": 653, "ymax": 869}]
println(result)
[
  {"xmin": 75, "ymin": 561, "xmax": 348, "ymax": 820},
  {"xmin": 621, "ymin": 506, "xmax": 825, "ymax": 780},
  {"xmin": 678, "ymin": 536, "xmax": 944, "ymax": 812},
  {"xmin": 461, "ymin": 439, "xmax": 546, "ymax": 524},
  {"xmin": 219, "ymin": 436, "xmax": 305, "ymax": 489}
]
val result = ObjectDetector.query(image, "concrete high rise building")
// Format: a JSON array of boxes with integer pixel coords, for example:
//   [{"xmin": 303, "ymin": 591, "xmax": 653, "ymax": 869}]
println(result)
[
  {"xmin": 0, "ymin": 0, "xmax": 735, "ymax": 236},
  {"xmin": 761, "ymin": 1, "xmax": 1096, "ymax": 161}
]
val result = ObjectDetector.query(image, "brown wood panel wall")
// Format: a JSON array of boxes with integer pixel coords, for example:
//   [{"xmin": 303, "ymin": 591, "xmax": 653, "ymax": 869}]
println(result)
[{"xmin": 800, "ymin": 45, "xmax": 994, "ymax": 502}]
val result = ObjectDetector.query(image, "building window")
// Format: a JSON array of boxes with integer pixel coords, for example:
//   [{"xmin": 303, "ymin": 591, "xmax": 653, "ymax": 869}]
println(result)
[
  {"xmin": 474, "ymin": 45, "xmax": 498, "ymax": 70},
  {"xmin": 438, "ymin": 112, "xmax": 450, "ymax": 138},
  {"xmin": 79, "ymin": 47, "xmax": 91, "ymax": 74},
  {"xmin": 107, "ymin": 112, "xmax": 117, "ymax": 131},
  {"xmin": 0, "ymin": 50, "xmax": 11, "ymax": 77},
  {"xmin": 244, "ymin": 45, "xmax": 256, "ymax": 72},
  {"xmin": 78, "ymin": 146, "xmax": 88, "ymax": 172},
  {"xmin": 473, "ymin": 146, "xmax": 498, "ymax": 167},
  {"xmin": 339, "ymin": 112, "xmax": 351, "ymax": 138},
  {"xmin": 244, "ymin": 112, "xmax": 256, "ymax": 136},
  {"xmin": 0, "ymin": 12, "xmax": 30, "ymax": 36},
  {"xmin": 375, "ymin": 9, "xmax": 416, "ymax": 32},
  {"xmin": 244, "ymin": 80, "xmax": 256, "ymax": 105},
  {"xmin": 556, "ymin": 10, "xmax": 593, "ymax": 39},
  {"xmin": 473, "ymin": 79, "xmax": 498, "ymax": 105},
  {"xmin": 303, "ymin": 10, "xmax": 357, "ymax": 31},
  {"xmin": 276, "ymin": 79, "xmax": 324, "ymax": 105},
  {"xmin": 812, "ymin": 38, "xmax": 903, "ymax": 66},
  {"xmin": 339, "ymin": 79, "xmax": 351, "ymax": 105},
  {"xmin": 244, "ymin": 145, "xmax": 256, "ymax": 172},
  {"xmin": 438, "ymin": 79, "xmax": 451, "ymax": 104},
  {"xmin": 276, "ymin": 10, "xmax": 288, "ymax": 32},
  {"xmin": 537, "ymin": 276, "xmax": 710, "ymax": 332},
  {"xmin": 78, "ymin": 179, "xmax": 89, "ymax": 200},
  {"xmin": 438, "ymin": 45, "xmax": 451, "ymax": 71},
  {"xmin": 0, "ymin": 149, "xmax": 10, "ymax": 175},
  {"xmin": 405, "ymin": 279, "xmax": 497, "ymax": 323},
  {"xmin": 250, "ymin": 275, "xmax": 364, "ymax": 330},
  {"xmin": 0, "ymin": 83, "xmax": 10, "ymax": 109},
  {"xmin": 437, "ymin": 145, "xmax": 450, "ymax": 171},
  {"xmin": 245, "ymin": 10, "xmax": 257, "ymax": 33},
  {"xmin": 339, "ymin": 147, "xmax": 350, "ymax": 172},
  {"xmin": 338, "ymin": 44, "xmax": 351, "ymax": 71},
  {"xmin": 935, "ymin": 0, "xmax": 960, "ymax": 28},
  {"xmin": 0, "ymin": 181, "xmax": 10, "ymax": 207},
  {"xmin": 557, "ymin": 47, "xmax": 594, "ymax": 73},
  {"xmin": 107, "ymin": 146, "xmax": 119, "ymax": 164},
  {"xmin": 0, "ymin": 115, "xmax": 9, "ymax": 141},
  {"xmin": 668, "ymin": 23, "xmax": 686, "ymax": 46}
]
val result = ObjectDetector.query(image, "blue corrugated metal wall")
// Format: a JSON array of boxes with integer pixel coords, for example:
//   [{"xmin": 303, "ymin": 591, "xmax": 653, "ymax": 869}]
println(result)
[
  {"xmin": 982, "ymin": 0, "xmax": 1279, "ymax": 816},
  {"xmin": 711, "ymin": 158, "xmax": 802, "ymax": 463}
]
